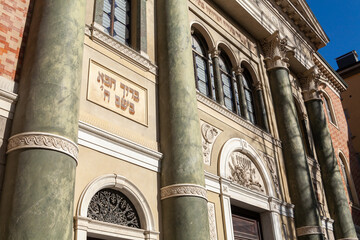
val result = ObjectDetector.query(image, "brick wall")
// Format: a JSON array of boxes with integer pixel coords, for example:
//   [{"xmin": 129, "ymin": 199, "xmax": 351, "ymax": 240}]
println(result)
[
  {"xmin": 322, "ymin": 85, "xmax": 360, "ymax": 226},
  {"xmin": 0, "ymin": 0, "xmax": 31, "ymax": 81}
]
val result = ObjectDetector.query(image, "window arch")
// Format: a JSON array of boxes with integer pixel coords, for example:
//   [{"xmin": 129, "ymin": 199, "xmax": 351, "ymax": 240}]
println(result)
[
  {"xmin": 219, "ymin": 52, "xmax": 240, "ymax": 114},
  {"xmin": 75, "ymin": 174, "xmax": 158, "ymax": 240},
  {"xmin": 339, "ymin": 153, "xmax": 354, "ymax": 203},
  {"xmin": 191, "ymin": 33, "xmax": 215, "ymax": 100},
  {"xmin": 321, "ymin": 92, "xmax": 337, "ymax": 126}
]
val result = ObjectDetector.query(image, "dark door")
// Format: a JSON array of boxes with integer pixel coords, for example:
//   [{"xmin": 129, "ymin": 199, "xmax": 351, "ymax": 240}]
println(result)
[{"xmin": 231, "ymin": 206, "xmax": 263, "ymax": 240}]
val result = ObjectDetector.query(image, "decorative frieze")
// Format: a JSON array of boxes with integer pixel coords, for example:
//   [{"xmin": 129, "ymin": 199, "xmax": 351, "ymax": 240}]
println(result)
[
  {"xmin": 207, "ymin": 202, "xmax": 218, "ymax": 240},
  {"xmin": 296, "ymin": 226, "xmax": 323, "ymax": 237},
  {"xmin": 262, "ymin": 31, "xmax": 294, "ymax": 71},
  {"xmin": 201, "ymin": 121, "xmax": 221, "ymax": 165},
  {"xmin": 160, "ymin": 184, "xmax": 207, "ymax": 200},
  {"xmin": 7, "ymin": 132, "xmax": 78, "ymax": 162},
  {"xmin": 227, "ymin": 151, "xmax": 265, "ymax": 193}
]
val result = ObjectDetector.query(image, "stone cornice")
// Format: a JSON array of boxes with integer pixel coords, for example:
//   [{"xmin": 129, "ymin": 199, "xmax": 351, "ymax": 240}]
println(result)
[
  {"xmin": 313, "ymin": 53, "xmax": 347, "ymax": 94},
  {"xmin": 270, "ymin": 0, "xmax": 328, "ymax": 49}
]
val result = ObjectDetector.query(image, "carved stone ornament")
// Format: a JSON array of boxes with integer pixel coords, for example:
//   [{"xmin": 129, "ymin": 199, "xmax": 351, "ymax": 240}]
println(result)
[
  {"xmin": 261, "ymin": 30, "xmax": 294, "ymax": 71},
  {"xmin": 208, "ymin": 202, "xmax": 218, "ymax": 240},
  {"xmin": 7, "ymin": 132, "xmax": 78, "ymax": 163},
  {"xmin": 296, "ymin": 226, "xmax": 323, "ymax": 237},
  {"xmin": 299, "ymin": 66, "xmax": 322, "ymax": 102},
  {"xmin": 227, "ymin": 152, "xmax": 265, "ymax": 193},
  {"xmin": 209, "ymin": 48, "xmax": 221, "ymax": 58},
  {"xmin": 160, "ymin": 183, "xmax": 207, "ymax": 200},
  {"xmin": 263, "ymin": 154, "xmax": 280, "ymax": 196},
  {"xmin": 87, "ymin": 188, "xmax": 141, "ymax": 228},
  {"xmin": 201, "ymin": 121, "xmax": 222, "ymax": 165}
]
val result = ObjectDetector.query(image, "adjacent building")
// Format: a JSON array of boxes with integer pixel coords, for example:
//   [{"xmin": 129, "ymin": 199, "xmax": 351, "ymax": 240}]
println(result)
[{"xmin": 0, "ymin": 0, "xmax": 359, "ymax": 239}]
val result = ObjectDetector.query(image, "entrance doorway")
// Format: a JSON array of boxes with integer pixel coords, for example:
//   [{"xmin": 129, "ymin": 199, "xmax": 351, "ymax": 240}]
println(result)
[{"xmin": 231, "ymin": 206, "xmax": 263, "ymax": 240}]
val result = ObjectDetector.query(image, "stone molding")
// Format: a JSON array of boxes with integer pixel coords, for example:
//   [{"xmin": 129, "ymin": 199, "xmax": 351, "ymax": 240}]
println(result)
[
  {"xmin": 296, "ymin": 226, "xmax": 323, "ymax": 237},
  {"xmin": 300, "ymin": 66, "xmax": 323, "ymax": 102},
  {"xmin": 201, "ymin": 121, "xmax": 221, "ymax": 165},
  {"xmin": 261, "ymin": 31, "xmax": 294, "ymax": 71},
  {"xmin": 7, "ymin": 132, "xmax": 78, "ymax": 163},
  {"xmin": 262, "ymin": 153, "xmax": 281, "ymax": 196},
  {"xmin": 86, "ymin": 24, "xmax": 157, "ymax": 75},
  {"xmin": 337, "ymin": 238, "xmax": 358, "ymax": 240},
  {"xmin": 196, "ymin": 93, "xmax": 282, "ymax": 148},
  {"xmin": 160, "ymin": 184, "xmax": 207, "ymax": 200}
]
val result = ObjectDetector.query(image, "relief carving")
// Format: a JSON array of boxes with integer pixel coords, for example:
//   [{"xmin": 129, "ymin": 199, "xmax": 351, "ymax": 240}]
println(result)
[
  {"xmin": 263, "ymin": 154, "xmax": 280, "ymax": 196},
  {"xmin": 299, "ymin": 66, "xmax": 323, "ymax": 102},
  {"xmin": 228, "ymin": 152, "xmax": 265, "ymax": 193},
  {"xmin": 201, "ymin": 121, "xmax": 221, "ymax": 166}
]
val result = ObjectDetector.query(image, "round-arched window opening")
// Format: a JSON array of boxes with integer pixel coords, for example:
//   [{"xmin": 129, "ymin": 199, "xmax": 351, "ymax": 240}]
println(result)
[{"xmin": 87, "ymin": 188, "xmax": 141, "ymax": 228}]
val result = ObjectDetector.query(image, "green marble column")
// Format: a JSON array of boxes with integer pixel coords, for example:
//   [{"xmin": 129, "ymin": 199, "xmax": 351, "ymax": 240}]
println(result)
[
  {"xmin": 304, "ymin": 83, "xmax": 357, "ymax": 238},
  {"xmin": 263, "ymin": 32, "xmax": 323, "ymax": 240},
  {"xmin": 234, "ymin": 68, "xmax": 249, "ymax": 120},
  {"xmin": 254, "ymin": 82, "xmax": 270, "ymax": 132},
  {"xmin": 0, "ymin": 0, "xmax": 85, "ymax": 239},
  {"xmin": 156, "ymin": 0, "xmax": 210, "ymax": 239},
  {"xmin": 211, "ymin": 50, "xmax": 225, "ymax": 106}
]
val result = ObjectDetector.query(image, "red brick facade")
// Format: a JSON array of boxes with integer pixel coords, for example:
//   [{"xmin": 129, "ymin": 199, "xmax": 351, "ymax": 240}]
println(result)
[
  {"xmin": 322, "ymin": 85, "xmax": 360, "ymax": 225},
  {"xmin": 0, "ymin": 0, "xmax": 30, "ymax": 81}
]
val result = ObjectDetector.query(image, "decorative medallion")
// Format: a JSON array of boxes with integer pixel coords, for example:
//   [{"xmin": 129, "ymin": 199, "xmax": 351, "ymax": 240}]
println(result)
[
  {"xmin": 201, "ymin": 121, "xmax": 221, "ymax": 166},
  {"xmin": 87, "ymin": 188, "xmax": 141, "ymax": 228},
  {"xmin": 7, "ymin": 132, "xmax": 78, "ymax": 162},
  {"xmin": 227, "ymin": 152, "xmax": 265, "ymax": 193}
]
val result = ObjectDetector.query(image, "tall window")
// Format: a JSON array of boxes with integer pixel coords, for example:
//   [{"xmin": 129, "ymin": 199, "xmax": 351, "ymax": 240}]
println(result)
[
  {"xmin": 219, "ymin": 53, "xmax": 239, "ymax": 113},
  {"xmin": 339, "ymin": 154, "xmax": 354, "ymax": 202},
  {"xmin": 191, "ymin": 34, "xmax": 215, "ymax": 100},
  {"xmin": 102, "ymin": 0, "xmax": 131, "ymax": 45},
  {"xmin": 294, "ymin": 99, "xmax": 313, "ymax": 157},
  {"xmin": 323, "ymin": 95, "xmax": 335, "ymax": 124},
  {"xmin": 242, "ymin": 68, "xmax": 256, "ymax": 124}
]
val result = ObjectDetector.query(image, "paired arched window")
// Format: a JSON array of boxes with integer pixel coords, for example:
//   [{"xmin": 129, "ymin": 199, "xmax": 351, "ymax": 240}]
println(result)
[
  {"xmin": 191, "ymin": 31, "xmax": 268, "ymax": 130},
  {"xmin": 191, "ymin": 34, "xmax": 216, "ymax": 100},
  {"xmin": 219, "ymin": 53, "xmax": 239, "ymax": 113}
]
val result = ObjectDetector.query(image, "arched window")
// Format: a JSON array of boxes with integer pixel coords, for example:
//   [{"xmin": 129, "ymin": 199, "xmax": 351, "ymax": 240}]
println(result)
[
  {"xmin": 191, "ymin": 34, "xmax": 215, "ymax": 99},
  {"xmin": 88, "ymin": 188, "xmax": 141, "ymax": 228},
  {"xmin": 242, "ymin": 68, "xmax": 256, "ymax": 124},
  {"xmin": 322, "ymin": 94, "xmax": 336, "ymax": 125},
  {"xmin": 102, "ymin": 0, "xmax": 131, "ymax": 45},
  {"xmin": 219, "ymin": 53, "xmax": 239, "ymax": 113},
  {"xmin": 339, "ymin": 154, "xmax": 354, "ymax": 202}
]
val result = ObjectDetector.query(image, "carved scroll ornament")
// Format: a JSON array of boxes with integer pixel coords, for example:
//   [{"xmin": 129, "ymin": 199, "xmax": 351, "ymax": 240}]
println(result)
[
  {"xmin": 160, "ymin": 184, "xmax": 207, "ymax": 200},
  {"xmin": 201, "ymin": 122, "xmax": 221, "ymax": 165},
  {"xmin": 261, "ymin": 30, "xmax": 294, "ymax": 71},
  {"xmin": 228, "ymin": 152, "xmax": 265, "ymax": 193}
]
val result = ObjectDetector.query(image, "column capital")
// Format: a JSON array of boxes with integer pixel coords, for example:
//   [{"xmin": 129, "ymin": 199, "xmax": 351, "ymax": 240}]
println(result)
[
  {"xmin": 300, "ymin": 66, "xmax": 323, "ymax": 102},
  {"xmin": 261, "ymin": 30, "xmax": 294, "ymax": 71},
  {"xmin": 209, "ymin": 48, "xmax": 220, "ymax": 58},
  {"xmin": 233, "ymin": 66, "xmax": 244, "ymax": 76}
]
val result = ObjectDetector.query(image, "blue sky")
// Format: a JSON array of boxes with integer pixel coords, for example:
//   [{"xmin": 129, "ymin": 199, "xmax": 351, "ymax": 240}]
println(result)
[{"xmin": 306, "ymin": 0, "xmax": 360, "ymax": 70}]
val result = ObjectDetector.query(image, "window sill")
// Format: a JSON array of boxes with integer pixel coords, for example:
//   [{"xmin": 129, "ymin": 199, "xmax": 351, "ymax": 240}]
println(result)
[
  {"xmin": 196, "ymin": 92, "xmax": 281, "ymax": 148},
  {"xmin": 85, "ymin": 24, "xmax": 157, "ymax": 75}
]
